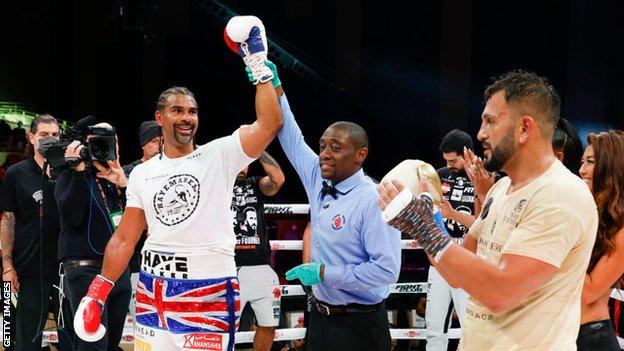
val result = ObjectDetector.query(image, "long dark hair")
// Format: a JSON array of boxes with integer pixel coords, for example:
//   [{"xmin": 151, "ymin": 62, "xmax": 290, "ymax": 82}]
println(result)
[
  {"xmin": 587, "ymin": 130, "xmax": 624, "ymax": 277},
  {"xmin": 552, "ymin": 118, "xmax": 583, "ymax": 175}
]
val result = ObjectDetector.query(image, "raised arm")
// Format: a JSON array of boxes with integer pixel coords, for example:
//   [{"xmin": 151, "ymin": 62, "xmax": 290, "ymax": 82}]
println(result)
[
  {"xmin": 239, "ymin": 83, "xmax": 283, "ymax": 158},
  {"xmin": 224, "ymin": 16, "xmax": 283, "ymax": 158},
  {"xmin": 258, "ymin": 151, "xmax": 285, "ymax": 196}
]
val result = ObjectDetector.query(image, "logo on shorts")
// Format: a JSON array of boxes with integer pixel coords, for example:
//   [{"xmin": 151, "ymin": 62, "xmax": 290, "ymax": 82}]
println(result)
[
  {"xmin": 153, "ymin": 174, "xmax": 200, "ymax": 226},
  {"xmin": 332, "ymin": 214, "xmax": 345, "ymax": 230},
  {"xmin": 183, "ymin": 334, "xmax": 223, "ymax": 350}
]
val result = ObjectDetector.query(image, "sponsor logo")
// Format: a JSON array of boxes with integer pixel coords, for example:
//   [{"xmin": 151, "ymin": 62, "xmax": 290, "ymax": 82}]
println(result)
[
  {"xmin": 441, "ymin": 182, "xmax": 451, "ymax": 194},
  {"xmin": 142, "ymin": 251, "xmax": 189, "ymax": 279},
  {"xmin": 407, "ymin": 241, "xmax": 419, "ymax": 248},
  {"xmin": 394, "ymin": 284, "xmax": 427, "ymax": 293},
  {"xmin": 332, "ymin": 214, "xmax": 345, "ymax": 230},
  {"xmin": 264, "ymin": 205, "xmax": 294, "ymax": 215},
  {"xmin": 135, "ymin": 324, "xmax": 156, "ymax": 337},
  {"xmin": 271, "ymin": 242, "xmax": 286, "ymax": 250},
  {"xmin": 183, "ymin": 334, "xmax": 223, "ymax": 350},
  {"xmin": 273, "ymin": 287, "xmax": 281, "ymax": 299},
  {"xmin": 153, "ymin": 174, "xmax": 200, "ymax": 226}
]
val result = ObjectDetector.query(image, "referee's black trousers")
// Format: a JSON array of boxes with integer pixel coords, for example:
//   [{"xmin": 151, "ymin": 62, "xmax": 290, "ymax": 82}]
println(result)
[{"xmin": 305, "ymin": 306, "xmax": 391, "ymax": 351}]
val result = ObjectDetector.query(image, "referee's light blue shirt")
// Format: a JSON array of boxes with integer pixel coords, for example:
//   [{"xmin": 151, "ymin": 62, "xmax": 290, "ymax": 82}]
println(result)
[{"xmin": 277, "ymin": 94, "xmax": 401, "ymax": 305}]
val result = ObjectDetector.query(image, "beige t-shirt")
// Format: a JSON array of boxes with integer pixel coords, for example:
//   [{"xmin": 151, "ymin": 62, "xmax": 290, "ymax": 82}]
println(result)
[{"xmin": 459, "ymin": 160, "xmax": 597, "ymax": 351}]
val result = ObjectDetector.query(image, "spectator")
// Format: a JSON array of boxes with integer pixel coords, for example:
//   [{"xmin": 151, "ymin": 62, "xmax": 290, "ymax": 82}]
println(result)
[
  {"xmin": 552, "ymin": 117, "xmax": 583, "ymax": 175},
  {"xmin": 232, "ymin": 151, "xmax": 285, "ymax": 351},
  {"xmin": 0, "ymin": 114, "xmax": 74, "ymax": 351}
]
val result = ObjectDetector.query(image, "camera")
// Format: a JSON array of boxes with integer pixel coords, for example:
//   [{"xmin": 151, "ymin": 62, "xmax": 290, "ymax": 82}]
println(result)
[{"xmin": 40, "ymin": 115, "xmax": 117, "ymax": 168}]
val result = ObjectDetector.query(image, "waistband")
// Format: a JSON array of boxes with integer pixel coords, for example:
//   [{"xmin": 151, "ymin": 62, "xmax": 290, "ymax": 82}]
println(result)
[
  {"xmin": 62, "ymin": 259, "xmax": 103, "ymax": 272},
  {"xmin": 579, "ymin": 319, "xmax": 613, "ymax": 333},
  {"xmin": 141, "ymin": 249, "xmax": 236, "ymax": 279},
  {"xmin": 312, "ymin": 297, "xmax": 385, "ymax": 316}
]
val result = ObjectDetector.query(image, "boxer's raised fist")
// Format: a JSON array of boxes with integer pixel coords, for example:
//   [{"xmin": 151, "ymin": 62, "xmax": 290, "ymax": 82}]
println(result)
[{"xmin": 224, "ymin": 16, "xmax": 273, "ymax": 84}]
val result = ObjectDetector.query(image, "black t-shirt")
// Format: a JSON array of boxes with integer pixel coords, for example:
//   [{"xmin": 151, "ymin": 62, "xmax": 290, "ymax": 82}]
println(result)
[
  {"xmin": 0, "ymin": 158, "xmax": 60, "ymax": 278},
  {"xmin": 232, "ymin": 177, "xmax": 270, "ymax": 266},
  {"xmin": 438, "ymin": 167, "xmax": 475, "ymax": 238},
  {"xmin": 55, "ymin": 168, "xmax": 126, "ymax": 261}
]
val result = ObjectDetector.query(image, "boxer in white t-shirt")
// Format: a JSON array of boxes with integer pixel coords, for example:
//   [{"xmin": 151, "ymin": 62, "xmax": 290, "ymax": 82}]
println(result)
[{"xmin": 70, "ymin": 16, "xmax": 283, "ymax": 351}]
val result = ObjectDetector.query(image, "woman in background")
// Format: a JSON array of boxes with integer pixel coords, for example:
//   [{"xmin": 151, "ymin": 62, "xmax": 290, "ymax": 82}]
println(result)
[
  {"xmin": 578, "ymin": 130, "xmax": 624, "ymax": 350},
  {"xmin": 552, "ymin": 117, "xmax": 583, "ymax": 175}
]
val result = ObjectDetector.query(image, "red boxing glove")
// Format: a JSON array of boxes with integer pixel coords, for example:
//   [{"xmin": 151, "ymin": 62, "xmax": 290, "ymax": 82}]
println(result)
[{"xmin": 74, "ymin": 274, "xmax": 114, "ymax": 342}]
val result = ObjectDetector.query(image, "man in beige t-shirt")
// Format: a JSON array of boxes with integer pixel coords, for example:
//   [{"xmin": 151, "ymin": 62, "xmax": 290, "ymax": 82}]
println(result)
[
  {"xmin": 377, "ymin": 71, "xmax": 598, "ymax": 350},
  {"xmin": 459, "ymin": 159, "xmax": 596, "ymax": 349}
]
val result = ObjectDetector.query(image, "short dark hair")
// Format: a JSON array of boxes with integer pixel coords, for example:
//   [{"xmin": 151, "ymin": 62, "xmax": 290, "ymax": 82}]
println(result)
[
  {"xmin": 484, "ymin": 70, "xmax": 560, "ymax": 139},
  {"xmin": 156, "ymin": 86, "xmax": 196, "ymax": 112},
  {"xmin": 439, "ymin": 129, "xmax": 473, "ymax": 155},
  {"xmin": 328, "ymin": 121, "xmax": 369, "ymax": 149},
  {"xmin": 30, "ymin": 114, "xmax": 58, "ymax": 134},
  {"xmin": 552, "ymin": 118, "xmax": 583, "ymax": 175}
]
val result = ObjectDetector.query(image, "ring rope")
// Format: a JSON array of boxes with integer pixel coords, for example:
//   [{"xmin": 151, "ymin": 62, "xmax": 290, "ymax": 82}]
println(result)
[{"xmin": 38, "ymin": 204, "xmax": 624, "ymax": 345}]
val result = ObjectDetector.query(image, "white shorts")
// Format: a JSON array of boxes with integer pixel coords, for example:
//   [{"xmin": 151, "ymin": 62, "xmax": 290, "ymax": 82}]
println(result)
[{"xmin": 237, "ymin": 265, "xmax": 281, "ymax": 327}]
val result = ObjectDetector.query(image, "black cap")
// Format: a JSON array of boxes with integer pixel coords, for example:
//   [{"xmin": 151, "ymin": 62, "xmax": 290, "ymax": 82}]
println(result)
[{"xmin": 138, "ymin": 120, "xmax": 161, "ymax": 146}]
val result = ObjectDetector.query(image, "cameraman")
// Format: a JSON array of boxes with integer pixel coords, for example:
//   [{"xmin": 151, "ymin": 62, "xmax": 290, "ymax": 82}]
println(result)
[{"xmin": 55, "ymin": 122, "xmax": 131, "ymax": 351}]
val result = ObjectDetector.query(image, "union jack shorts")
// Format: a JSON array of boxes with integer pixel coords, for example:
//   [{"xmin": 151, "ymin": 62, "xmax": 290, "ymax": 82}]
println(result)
[{"xmin": 134, "ymin": 272, "xmax": 241, "ymax": 351}]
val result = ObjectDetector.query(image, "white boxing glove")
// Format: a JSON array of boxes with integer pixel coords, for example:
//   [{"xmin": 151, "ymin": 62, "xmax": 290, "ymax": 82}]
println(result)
[{"xmin": 224, "ymin": 15, "xmax": 273, "ymax": 84}]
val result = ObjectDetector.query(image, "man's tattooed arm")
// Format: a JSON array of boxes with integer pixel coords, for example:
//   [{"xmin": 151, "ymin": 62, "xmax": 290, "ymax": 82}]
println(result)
[
  {"xmin": 258, "ymin": 152, "xmax": 285, "ymax": 196},
  {"xmin": 1, "ymin": 212, "xmax": 16, "ymax": 269}
]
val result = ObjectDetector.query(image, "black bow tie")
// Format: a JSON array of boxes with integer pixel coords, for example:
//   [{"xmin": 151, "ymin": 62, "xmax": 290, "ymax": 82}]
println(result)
[{"xmin": 321, "ymin": 181, "xmax": 338, "ymax": 199}]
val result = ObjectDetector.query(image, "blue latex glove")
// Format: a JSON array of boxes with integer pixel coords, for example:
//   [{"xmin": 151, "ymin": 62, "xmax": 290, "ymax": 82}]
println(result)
[
  {"xmin": 246, "ymin": 60, "xmax": 281, "ymax": 88},
  {"xmin": 285, "ymin": 262, "xmax": 323, "ymax": 286}
]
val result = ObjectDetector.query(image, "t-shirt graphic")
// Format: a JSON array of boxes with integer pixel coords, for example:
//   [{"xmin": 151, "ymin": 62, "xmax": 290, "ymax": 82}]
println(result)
[
  {"xmin": 231, "ymin": 177, "xmax": 270, "ymax": 266},
  {"xmin": 438, "ymin": 167, "xmax": 475, "ymax": 238}
]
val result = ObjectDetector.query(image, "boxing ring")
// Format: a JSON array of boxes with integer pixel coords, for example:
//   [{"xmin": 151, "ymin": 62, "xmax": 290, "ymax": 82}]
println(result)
[{"xmin": 39, "ymin": 203, "xmax": 624, "ymax": 348}]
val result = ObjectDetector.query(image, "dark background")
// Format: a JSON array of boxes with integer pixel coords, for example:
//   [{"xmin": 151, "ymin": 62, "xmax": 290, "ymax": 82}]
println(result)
[{"xmin": 1, "ymin": 0, "xmax": 622, "ymax": 203}]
